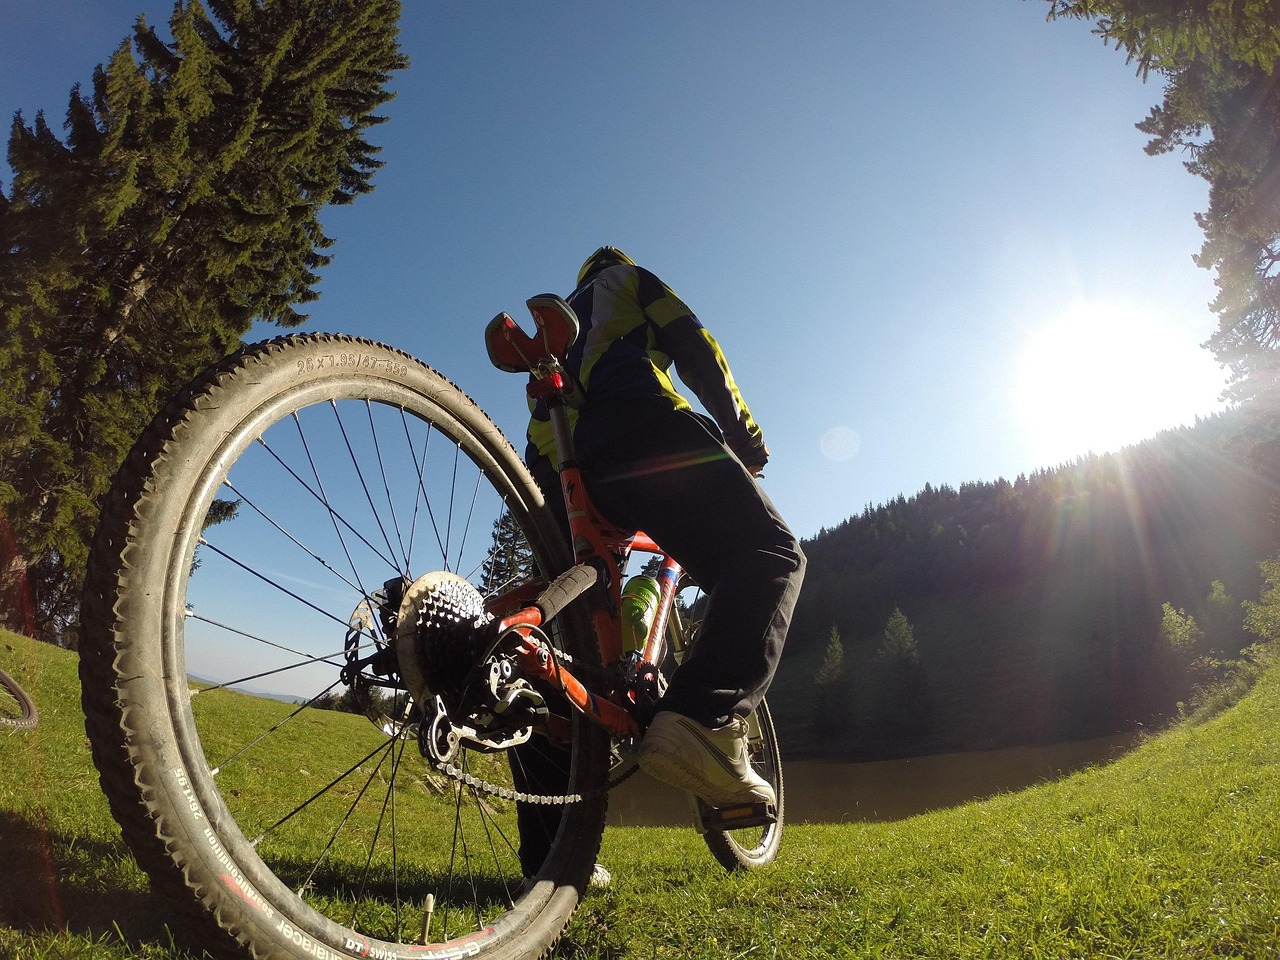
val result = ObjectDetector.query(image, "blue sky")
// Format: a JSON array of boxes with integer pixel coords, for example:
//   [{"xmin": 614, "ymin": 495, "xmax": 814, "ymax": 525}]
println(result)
[{"xmin": 1, "ymin": 1, "xmax": 1228, "ymax": 539}]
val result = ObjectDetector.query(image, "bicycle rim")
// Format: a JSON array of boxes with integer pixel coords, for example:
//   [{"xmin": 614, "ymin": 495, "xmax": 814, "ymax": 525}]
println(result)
[{"xmin": 80, "ymin": 335, "xmax": 607, "ymax": 959}]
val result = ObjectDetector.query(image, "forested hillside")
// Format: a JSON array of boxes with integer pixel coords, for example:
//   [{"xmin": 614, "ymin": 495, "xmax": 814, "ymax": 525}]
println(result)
[{"xmin": 772, "ymin": 411, "xmax": 1277, "ymax": 760}]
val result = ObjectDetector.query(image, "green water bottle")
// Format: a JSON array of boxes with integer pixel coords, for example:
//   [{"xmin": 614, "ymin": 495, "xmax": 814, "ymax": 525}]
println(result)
[{"xmin": 619, "ymin": 575, "xmax": 661, "ymax": 654}]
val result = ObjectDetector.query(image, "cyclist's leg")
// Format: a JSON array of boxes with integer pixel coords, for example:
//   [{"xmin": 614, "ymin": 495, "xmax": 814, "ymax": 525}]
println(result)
[
  {"xmin": 509, "ymin": 733, "xmax": 572, "ymax": 876},
  {"xmin": 581, "ymin": 410, "xmax": 806, "ymax": 729}
]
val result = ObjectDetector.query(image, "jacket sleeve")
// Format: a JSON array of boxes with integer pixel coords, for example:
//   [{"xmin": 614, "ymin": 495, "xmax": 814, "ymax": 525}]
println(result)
[{"xmin": 639, "ymin": 270, "xmax": 769, "ymax": 468}]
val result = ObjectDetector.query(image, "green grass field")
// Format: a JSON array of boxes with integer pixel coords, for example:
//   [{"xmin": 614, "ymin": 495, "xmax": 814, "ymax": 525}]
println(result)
[{"xmin": 2, "ymin": 628, "xmax": 1277, "ymax": 959}]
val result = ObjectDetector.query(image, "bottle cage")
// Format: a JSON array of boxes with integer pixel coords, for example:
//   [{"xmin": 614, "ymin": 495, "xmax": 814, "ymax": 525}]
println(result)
[{"xmin": 485, "ymin": 294, "xmax": 580, "ymax": 373}]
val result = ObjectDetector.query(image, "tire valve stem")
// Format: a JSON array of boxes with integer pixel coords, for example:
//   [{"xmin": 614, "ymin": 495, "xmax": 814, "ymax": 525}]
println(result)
[{"xmin": 419, "ymin": 893, "xmax": 435, "ymax": 945}]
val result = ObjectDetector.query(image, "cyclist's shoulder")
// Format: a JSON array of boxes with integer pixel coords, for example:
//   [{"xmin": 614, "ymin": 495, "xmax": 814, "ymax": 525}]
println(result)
[
  {"xmin": 574, "ymin": 262, "xmax": 668, "ymax": 293},
  {"xmin": 569, "ymin": 264, "xmax": 693, "ymax": 332}
]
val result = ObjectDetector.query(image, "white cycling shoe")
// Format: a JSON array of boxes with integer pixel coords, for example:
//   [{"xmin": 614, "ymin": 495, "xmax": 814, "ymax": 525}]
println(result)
[
  {"xmin": 588, "ymin": 863, "xmax": 612, "ymax": 890},
  {"xmin": 638, "ymin": 711, "xmax": 775, "ymax": 808}
]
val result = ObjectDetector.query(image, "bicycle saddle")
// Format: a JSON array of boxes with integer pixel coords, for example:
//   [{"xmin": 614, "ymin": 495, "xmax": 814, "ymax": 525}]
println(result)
[{"xmin": 486, "ymin": 294, "xmax": 580, "ymax": 373}]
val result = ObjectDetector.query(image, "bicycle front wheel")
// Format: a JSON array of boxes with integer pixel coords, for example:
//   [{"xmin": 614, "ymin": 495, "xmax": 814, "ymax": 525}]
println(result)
[
  {"xmin": 80, "ymin": 334, "xmax": 609, "ymax": 960},
  {"xmin": 702, "ymin": 700, "xmax": 784, "ymax": 871}
]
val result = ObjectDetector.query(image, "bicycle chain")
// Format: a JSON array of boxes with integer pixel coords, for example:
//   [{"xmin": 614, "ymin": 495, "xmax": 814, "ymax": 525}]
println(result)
[{"xmin": 429, "ymin": 752, "xmax": 640, "ymax": 805}]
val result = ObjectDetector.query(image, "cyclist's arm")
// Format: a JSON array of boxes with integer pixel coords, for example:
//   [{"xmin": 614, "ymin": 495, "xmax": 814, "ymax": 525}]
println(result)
[
  {"xmin": 664, "ymin": 318, "xmax": 769, "ymax": 469},
  {"xmin": 635, "ymin": 273, "xmax": 768, "ymax": 468}
]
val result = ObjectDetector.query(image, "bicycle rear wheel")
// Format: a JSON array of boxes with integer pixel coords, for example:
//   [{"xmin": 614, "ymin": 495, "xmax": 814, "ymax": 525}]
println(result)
[
  {"xmin": 0, "ymin": 668, "xmax": 37, "ymax": 729},
  {"xmin": 701, "ymin": 700, "xmax": 784, "ymax": 870},
  {"xmin": 80, "ymin": 334, "xmax": 609, "ymax": 960}
]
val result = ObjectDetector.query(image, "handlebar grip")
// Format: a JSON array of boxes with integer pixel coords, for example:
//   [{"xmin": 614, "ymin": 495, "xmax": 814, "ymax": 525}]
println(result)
[{"xmin": 534, "ymin": 563, "xmax": 600, "ymax": 623}]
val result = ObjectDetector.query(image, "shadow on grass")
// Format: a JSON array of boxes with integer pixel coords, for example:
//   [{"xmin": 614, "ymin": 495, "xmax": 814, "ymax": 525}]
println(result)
[
  {"xmin": 0, "ymin": 809, "xmax": 196, "ymax": 952},
  {"xmin": 0, "ymin": 808, "xmax": 544, "ymax": 953}
]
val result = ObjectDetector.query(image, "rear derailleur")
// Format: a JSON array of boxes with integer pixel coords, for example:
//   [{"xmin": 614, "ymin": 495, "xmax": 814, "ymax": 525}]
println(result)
[{"xmin": 415, "ymin": 651, "xmax": 550, "ymax": 765}]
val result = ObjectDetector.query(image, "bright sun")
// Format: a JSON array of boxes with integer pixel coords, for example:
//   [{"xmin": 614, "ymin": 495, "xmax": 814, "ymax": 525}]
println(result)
[{"xmin": 1014, "ymin": 302, "xmax": 1227, "ymax": 465}]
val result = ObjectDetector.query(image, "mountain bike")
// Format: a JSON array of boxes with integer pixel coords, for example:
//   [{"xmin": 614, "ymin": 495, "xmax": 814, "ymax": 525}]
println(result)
[
  {"xmin": 78, "ymin": 294, "xmax": 784, "ymax": 960},
  {"xmin": 0, "ymin": 666, "xmax": 37, "ymax": 730}
]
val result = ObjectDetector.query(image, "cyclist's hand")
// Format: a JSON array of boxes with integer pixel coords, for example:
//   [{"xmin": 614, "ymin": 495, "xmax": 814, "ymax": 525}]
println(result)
[{"xmin": 738, "ymin": 440, "xmax": 769, "ymax": 477}]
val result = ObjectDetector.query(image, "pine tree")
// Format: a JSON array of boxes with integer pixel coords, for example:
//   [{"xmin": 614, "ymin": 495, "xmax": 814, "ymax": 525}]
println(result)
[
  {"xmin": 1046, "ymin": 1, "xmax": 1280, "ymax": 483},
  {"xmin": 869, "ymin": 607, "xmax": 927, "ymax": 750},
  {"xmin": 814, "ymin": 624, "xmax": 845, "ymax": 687},
  {"xmin": 877, "ymin": 607, "xmax": 920, "ymax": 668},
  {"xmin": 812, "ymin": 624, "xmax": 846, "ymax": 732},
  {"xmin": 0, "ymin": 1, "xmax": 407, "ymax": 641},
  {"xmin": 481, "ymin": 512, "xmax": 535, "ymax": 596}
]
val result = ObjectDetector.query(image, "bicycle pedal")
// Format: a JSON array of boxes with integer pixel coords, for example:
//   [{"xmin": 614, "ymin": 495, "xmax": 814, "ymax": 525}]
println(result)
[{"xmin": 693, "ymin": 797, "xmax": 777, "ymax": 833}]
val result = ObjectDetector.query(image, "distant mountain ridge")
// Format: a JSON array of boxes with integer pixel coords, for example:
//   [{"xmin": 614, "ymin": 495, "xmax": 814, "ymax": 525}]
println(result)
[{"xmin": 772, "ymin": 411, "xmax": 1277, "ymax": 760}]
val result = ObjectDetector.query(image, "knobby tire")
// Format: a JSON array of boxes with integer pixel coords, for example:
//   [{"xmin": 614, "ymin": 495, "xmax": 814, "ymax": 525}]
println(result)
[
  {"xmin": 0, "ymin": 668, "xmax": 37, "ymax": 730},
  {"xmin": 79, "ymin": 334, "xmax": 609, "ymax": 960}
]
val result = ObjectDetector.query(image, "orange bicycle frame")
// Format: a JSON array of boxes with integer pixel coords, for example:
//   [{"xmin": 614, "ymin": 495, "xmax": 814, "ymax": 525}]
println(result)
[{"xmin": 484, "ymin": 299, "xmax": 685, "ymax": 739}]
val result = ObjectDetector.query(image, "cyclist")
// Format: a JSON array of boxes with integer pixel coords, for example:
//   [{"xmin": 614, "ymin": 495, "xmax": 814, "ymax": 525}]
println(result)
[{"xmin": 525, "ymin": 246, "xmax": 806, "ymax": 815}]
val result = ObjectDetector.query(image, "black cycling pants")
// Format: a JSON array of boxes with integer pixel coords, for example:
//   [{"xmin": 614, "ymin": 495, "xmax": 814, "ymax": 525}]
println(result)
[{"xmin": 579, "ymin": 409, "xmax": 806, "ymax": 728}]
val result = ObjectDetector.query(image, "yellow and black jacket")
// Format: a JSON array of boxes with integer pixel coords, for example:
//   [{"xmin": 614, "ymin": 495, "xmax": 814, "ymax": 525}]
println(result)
[{"xmin": 527, "ymin": 263, "xmax": 767, "ymax": 470}]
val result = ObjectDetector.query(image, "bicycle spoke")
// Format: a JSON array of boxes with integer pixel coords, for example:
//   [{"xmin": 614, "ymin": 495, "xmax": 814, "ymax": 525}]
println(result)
[
  {"xmin": 388, "ymin": 735, "xmax": 406, "ymax": 937},
  {"xmin": 196, "ymin": 537, "xmax": 376, "ymax": 636},
  {"xmin": 222, "ymin": 479, "xmax": 370, "ymax": 600},
  {"xmin": 454, "ymin": 467, "xmax": 486, "ymax": 578},
  {"xmin": 348, "ymin": 734, "xmax": 411, "ymax": 937},
  {"xmin": 368, "ymin": 400, "xmax": 411, "ymax": 572},
  {"xmin": 185, "ymin": 611, "xmax": 377, "ymax": 673},
  {"xmin": 207, "ymin": 677, "xmax": 346, "ymax": 776},
  {"xmin": 329, "ymin": 399, "xmax": 403, "ymax": 580},
  {"xmin": 448, "ymin": 776, "xmax": 484, "ymax": 935},
  {"xmin": 250, "ymin": 736, "xmax": 396, "ymax": 848},
  {"xmin": 406, "ymin": 413, "xmax": 452, "ymax": 570},
  {"xmin": 254, "ymin": 433, "xmax": 400, "ymax": 575},
  {"xmin": 293, "ymin": 412, "xmax": 381, "ymax": 604},
  {"xmin": 443, "ymin": 441, "xmax": 461, "ymax": 568},
  {"xmin": 398, "ymin": 406, "xmax": 430, "ymax": 572},
  {"xmin": 474, "ymin": 791, "xmax": 521, "ymax": 908}
]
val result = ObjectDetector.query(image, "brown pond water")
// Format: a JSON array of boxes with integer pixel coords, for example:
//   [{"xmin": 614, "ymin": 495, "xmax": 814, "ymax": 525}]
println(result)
[{"xmin": 606, "ymin": 733, "xmax": 1143, "ymax": 827}]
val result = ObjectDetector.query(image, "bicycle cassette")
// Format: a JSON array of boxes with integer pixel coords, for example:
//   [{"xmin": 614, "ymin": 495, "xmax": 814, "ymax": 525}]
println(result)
[{"xmin": 395, "ymin": 571, "xmax": 494, "ymax": 715}]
